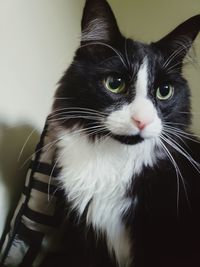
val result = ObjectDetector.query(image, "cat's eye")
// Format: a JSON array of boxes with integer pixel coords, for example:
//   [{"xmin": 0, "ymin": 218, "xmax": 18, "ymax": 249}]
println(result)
[
  {"xmin": 156, "ymin": 84, "xmax": 174, "ymax": 100},
  {"xmin": 104, "ymin": 75, "xmax": 126, "ymax": 94}
]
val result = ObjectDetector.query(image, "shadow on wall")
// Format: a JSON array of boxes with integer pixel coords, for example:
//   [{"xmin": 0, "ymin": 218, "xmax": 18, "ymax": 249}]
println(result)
[{"xmin": 0, "ymin": 122, "xmax": 39, "ymax": 244}]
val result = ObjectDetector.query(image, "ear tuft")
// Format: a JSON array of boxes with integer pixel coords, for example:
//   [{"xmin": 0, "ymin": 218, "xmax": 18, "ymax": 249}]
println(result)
[
  {"xmin": 81, "ymin": 18, "xmax": 110, "ymax": 42},
  {"xmin": 81, "ymin": 0, "xmax": 121, "ymax": 43}
]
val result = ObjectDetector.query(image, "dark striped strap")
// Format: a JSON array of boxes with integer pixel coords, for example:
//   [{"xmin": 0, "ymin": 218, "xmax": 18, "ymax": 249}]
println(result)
[{"xmin": 0, "ymin": 118, "xmax": 65, "ymax": 267}]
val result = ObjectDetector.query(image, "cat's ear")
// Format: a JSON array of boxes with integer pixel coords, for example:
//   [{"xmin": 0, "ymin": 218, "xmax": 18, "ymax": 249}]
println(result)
[
  {"xmin": 81, "ymin": 0, "xmax": 122, "ymax": 44},
  {"xmin": 154, "ymin": 15, "xmax": 200, "ymax": 61}
]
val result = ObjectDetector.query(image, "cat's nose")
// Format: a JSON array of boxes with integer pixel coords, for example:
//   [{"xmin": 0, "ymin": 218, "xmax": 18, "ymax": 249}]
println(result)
[
  {"xmin": 132, "ymin": 119, "xmax": 145, "ymax": 130},
  {"xmin": 131, "ymin": 116, "xmax": 153, "ymax": 130}
]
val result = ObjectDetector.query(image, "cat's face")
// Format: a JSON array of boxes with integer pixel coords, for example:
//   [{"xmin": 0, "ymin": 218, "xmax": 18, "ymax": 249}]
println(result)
[{"xmin": 52, "ymin": 0, "xmax": 200, "ymax": 146}]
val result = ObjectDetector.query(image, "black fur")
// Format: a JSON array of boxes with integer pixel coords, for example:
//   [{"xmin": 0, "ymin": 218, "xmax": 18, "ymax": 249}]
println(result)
[{"xmin": 49, "ymin": 1, "xmax": 200, "ymax": 266}]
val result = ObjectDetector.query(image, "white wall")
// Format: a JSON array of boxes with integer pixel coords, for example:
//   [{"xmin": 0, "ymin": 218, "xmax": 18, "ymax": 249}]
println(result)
[
  {"xmin": 0, "ymin": 0, "xmax": 84, "ymax": 130},
  {"xmin": 0, "ymin": 0, "xmax": 84, "ymax": 239},
  {"xmin": 0, "ymin": 0, "xmax": 199, "ymax": 238}
]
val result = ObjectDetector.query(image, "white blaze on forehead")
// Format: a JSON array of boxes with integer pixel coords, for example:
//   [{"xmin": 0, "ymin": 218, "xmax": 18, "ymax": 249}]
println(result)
[
  {"xmin": 131, "ymin": 58, "xmax": 156, "ymax": 124},
  {"xmin": 135, "ymin": 59, "xmax": 149, "ymax": 98}
]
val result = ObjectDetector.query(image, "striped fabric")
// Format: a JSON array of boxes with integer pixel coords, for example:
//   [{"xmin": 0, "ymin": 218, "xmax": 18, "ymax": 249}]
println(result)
[{"xmin": 0, "ymin": 119, "xmax": 66, "ymax": 267}]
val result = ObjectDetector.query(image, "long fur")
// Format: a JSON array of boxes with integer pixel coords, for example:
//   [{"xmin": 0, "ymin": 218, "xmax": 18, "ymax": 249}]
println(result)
[{"xmin": 49, "ymin": 1, "xmax": 200, "ymax": 266}]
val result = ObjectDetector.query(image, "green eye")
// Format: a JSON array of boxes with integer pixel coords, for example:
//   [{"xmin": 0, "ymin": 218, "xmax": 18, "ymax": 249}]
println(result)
[
  {"xmin": 104, "ymin": 75, "xmax": 126, "ymax": 94},
  {"xmin": 156, "ymin": 84, "xmax": 174, "ymax": 100}
]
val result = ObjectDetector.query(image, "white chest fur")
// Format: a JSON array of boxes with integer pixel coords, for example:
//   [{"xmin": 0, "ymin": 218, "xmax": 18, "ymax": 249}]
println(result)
[{"xmin": 57, "ymin": 132, "xmax": 158, "ymax": 267}]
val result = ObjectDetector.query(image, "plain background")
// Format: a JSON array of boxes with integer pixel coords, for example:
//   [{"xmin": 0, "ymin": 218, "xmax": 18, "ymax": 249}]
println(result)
[{"xmin": 0, "ymin": 0, "xmax": 200, "ymax": 238}]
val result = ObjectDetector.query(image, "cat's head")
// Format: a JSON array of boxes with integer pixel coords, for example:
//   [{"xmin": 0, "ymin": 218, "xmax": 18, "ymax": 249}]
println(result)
[{"xmin": 52, "ymin": 0, "xmax": 200, "ymax": 145}]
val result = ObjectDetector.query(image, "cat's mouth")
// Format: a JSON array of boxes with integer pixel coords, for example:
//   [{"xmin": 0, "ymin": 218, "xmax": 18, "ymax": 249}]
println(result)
[{"xmin": 111, "ymin": 133, "xmax": 144, "ymax": 145}]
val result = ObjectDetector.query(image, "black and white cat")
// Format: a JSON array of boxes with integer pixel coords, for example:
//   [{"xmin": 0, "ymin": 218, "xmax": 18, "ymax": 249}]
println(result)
[{"xmin": 50, "ymin": 0, "xmax": 200, "ymax": 266}]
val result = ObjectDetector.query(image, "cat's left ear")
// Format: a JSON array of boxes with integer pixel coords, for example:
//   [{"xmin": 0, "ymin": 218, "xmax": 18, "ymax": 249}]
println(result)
[
  {"xmin": 81, "ymin": 0, "xmax": 122, "ymax": 44},
  {"xmin": 154, "ymin": 15, "xmax": 200, "ymax": 61}
]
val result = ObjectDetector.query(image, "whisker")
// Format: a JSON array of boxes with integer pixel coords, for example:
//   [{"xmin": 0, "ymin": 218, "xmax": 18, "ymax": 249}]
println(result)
[
  {"xmin": 51, "ymin": 107, "xmax": 108, "ymax": 116},
  {"xmin": 48, "ymin": 151, "xmax": 65, "ymax": 202},
  {"xmin": 164, "ymin": 61, "xmax": 183, "ymax": 74},
  {"xmin": 20, "ymin": 138, "xmax": 60, "ymax": 169},
  {"xmin": 79, "ymin": 41, "xmax": 128, "ymax": 70},
  {"xmin": 97, "ymin": 131, "xmax": 112, "ymax": 144},
  {"xmin": 160, "ymin": 136, "xmax": 190, "ymax": 210},
  {"xmin": 164, "ymin": 125, "xmax": 200, "ymax": 138},
  {"xmin": 162, "ymin": 42, "xmax": 193, "ymax": 70},
  {"xmin": 49, "ymin": 111, "xmax": 106, "ymax": 120},
  {"xmin": 162, "ymin": 133, "xmax": 200, "ymax": 174},
  {"xmin": 18, "ymin": 128, "xmax": 38, "ymax": 162},
  {"xmin": 58, "ymin": 127, "xmax": 110, "ymax": 155},
  {"xmin": 163, "ymin": 127, "xmax": 200, "ymax": 144},
  {"xmin": 48, "ymin": 115, "xmax": 104, "ymax": 123},
  {"xmin": 164, "ymin": 122, "xmax": 189, "ymax": 127},
  {"xmin": 163, "ymin": 128, "xmax": 189, "ymax": 147},
  {"xmin": 70, "ymin": 125, "xmax": 108, "ymax": 136},
  {"xmin": 159, "ymin": 139, "xmax": 181, "ymax": 213}
]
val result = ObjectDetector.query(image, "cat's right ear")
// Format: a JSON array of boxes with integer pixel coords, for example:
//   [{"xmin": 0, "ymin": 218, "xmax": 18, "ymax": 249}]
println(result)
[
  {"xmin": 81, "ymin": 0, "xmax": 122, "ymax": 44},
  {"xmin": 154, "ymin": 15, "xmax": 200, "ymax": 62}
]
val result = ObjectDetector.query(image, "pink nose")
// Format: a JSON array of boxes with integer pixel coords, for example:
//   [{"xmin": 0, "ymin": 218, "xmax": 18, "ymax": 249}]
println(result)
[
  {"xmin": 132, "ymin": 118, "xmax": 146, "ymax": 130},
  {"xmin": 131, "ymin": 115, "xmax": 153, "ymax": 131}
]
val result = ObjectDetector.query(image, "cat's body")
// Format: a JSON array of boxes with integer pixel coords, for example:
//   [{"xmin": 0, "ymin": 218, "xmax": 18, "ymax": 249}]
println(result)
[
  {"xmin": 50, "ymin": 136, "xmax": 200, "ymax": 267},
  {"xmin": 49, "ymin": 1, "xmax": 200, "ymax": 266}
]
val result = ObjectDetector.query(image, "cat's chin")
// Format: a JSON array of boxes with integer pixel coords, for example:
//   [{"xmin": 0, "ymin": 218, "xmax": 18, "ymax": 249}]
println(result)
[{"xmin": 111, "ymin": 134, "xmax": 144, "ymax": 145}]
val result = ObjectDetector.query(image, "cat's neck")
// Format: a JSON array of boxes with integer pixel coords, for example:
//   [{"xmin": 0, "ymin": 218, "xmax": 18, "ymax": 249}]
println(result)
[
  {"xmin": 56, "ymin": 129, "xmax": 163, "ymax": 210},
  {"xmin": 55, "ymin": 129, "xmax": 163, "ymax": 266},
  {"xmin": 57, "ymin": 129, "xmax": 161, "ymax": 175}
]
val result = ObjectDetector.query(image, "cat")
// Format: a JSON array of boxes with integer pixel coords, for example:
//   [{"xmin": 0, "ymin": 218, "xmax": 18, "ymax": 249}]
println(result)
[{"xmin": 49, "ymin": 0, "xmax": 200, "ymax": 266}]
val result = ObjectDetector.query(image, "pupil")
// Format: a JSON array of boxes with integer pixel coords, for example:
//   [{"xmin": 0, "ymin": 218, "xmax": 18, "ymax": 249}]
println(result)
[
  {"xmin": 160, "ymin": 85, "xmax": 169, "ymax": 96},
  {"xmin": 110, "ymin": 77, "xmax": 122, "ymax": 89}
]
